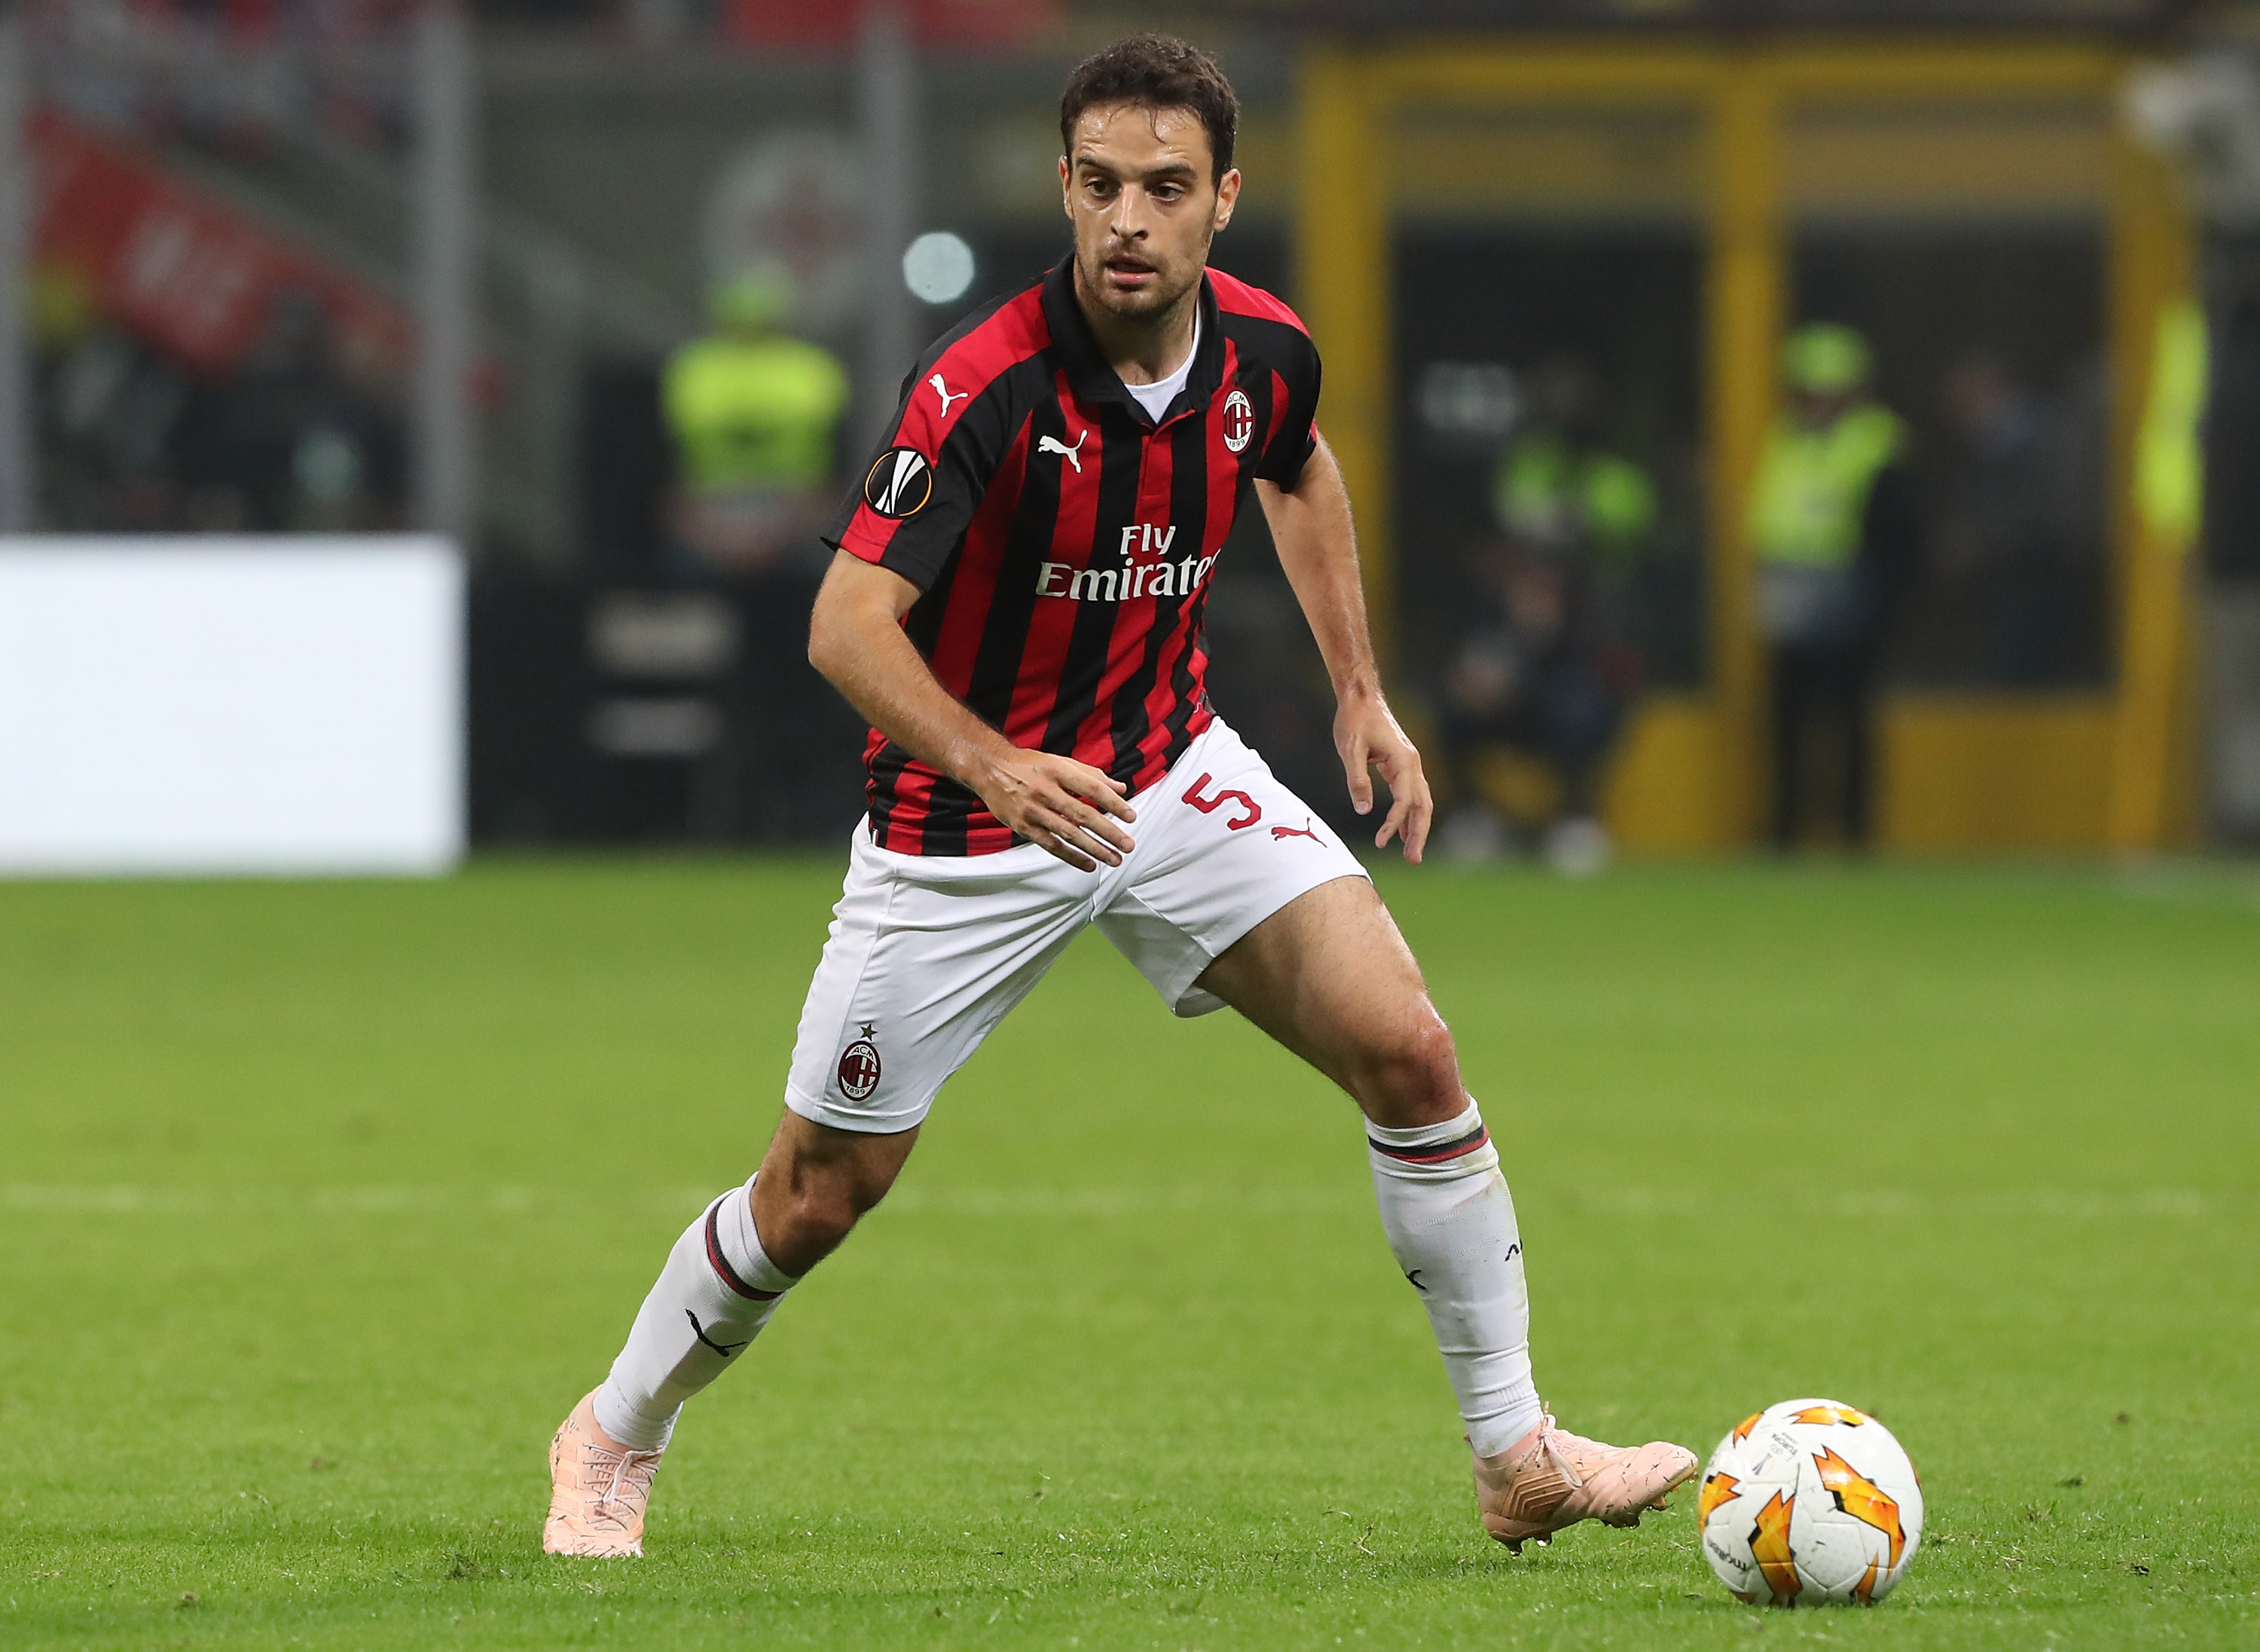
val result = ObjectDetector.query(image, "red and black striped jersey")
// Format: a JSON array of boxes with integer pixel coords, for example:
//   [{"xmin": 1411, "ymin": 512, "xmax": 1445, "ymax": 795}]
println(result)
[{"xmin": 822, "ymin": 256, "xmax": 1322, "ymax": 856}]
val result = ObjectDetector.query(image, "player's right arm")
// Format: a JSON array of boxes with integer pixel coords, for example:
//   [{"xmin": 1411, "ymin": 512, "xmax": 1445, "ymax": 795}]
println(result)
[{"xmin": 807, "ymin": 551, "xmax": 1136, "ymax": 872}]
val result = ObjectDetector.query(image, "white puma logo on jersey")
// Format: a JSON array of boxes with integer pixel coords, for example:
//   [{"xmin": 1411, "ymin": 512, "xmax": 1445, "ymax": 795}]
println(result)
[
  {"xmin": 928, "ymin": 374, "xmax": 967, "ymax": 417},
  {"xmin": 1037, "ymin": 430, "xmax": 1088, "ymax": 473}
]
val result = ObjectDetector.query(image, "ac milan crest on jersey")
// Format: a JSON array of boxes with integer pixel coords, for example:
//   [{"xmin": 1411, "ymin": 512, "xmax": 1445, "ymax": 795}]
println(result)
[
  {"xmin": 837, "ymin": 1024, "xmax": 881, "ymax": 1100},
  {"xmin": 1223, "ymin": 388, "xmax": 1255, "ymax": 453},
  {"xmin": 825, "ymin": 256, "xmax": 1323, "ymax": 857}
]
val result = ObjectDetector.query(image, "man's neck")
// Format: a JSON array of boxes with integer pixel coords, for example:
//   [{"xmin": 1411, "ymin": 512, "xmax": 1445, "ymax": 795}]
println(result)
[{"xmin": 1073, "ymin": 263, "xmax": 1201, "ymax": 386}]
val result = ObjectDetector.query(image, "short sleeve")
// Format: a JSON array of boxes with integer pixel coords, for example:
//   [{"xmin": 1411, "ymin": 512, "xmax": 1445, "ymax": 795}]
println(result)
[
  {"xmin": 822, "ymin": 375, "xmax": 997, "ymax": 592},
  {"xmin": 1254, "ymin": 336, "xmax": 1321, "ymax": 488}
]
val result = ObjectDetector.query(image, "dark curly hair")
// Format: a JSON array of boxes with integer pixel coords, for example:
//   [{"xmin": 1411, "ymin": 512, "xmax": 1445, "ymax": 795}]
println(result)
[{"xmin": 1059, "ymin": 34, "xmax": 1238, "ymax": 187}]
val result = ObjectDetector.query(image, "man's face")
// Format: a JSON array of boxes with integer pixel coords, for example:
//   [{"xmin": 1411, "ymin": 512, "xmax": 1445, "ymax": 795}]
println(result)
[{"xmin": 1060, "ymin": 102, "xmax": 1238, "ymax": 324}]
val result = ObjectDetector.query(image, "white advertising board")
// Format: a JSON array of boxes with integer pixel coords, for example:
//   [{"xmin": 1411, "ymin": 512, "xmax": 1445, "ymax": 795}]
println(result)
[{"xmin": 0, "ymin": 538, "xmax": 463, "ymax": 875}]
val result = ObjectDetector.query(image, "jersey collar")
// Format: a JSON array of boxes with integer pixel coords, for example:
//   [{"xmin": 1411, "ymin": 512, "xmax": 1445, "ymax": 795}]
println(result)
[{"xmin": 1041, "ymin": 255, "xmax": 1225, "ymax": 429}]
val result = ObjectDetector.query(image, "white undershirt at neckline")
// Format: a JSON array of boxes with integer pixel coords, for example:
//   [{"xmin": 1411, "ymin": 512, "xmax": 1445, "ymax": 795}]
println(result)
[{"xmin": 1119, "ymin": 310, "xmax": 1200, "ymax": 421}]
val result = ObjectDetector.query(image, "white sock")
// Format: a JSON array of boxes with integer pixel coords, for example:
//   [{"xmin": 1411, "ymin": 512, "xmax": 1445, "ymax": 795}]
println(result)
[
  {"xmin": 1367, "ymin": 1099, "xmax": 1544, "ymax": 1458},
  {"xmin": 591, "ymin": 1177, "xmax": 797, "ymax": 1451}
]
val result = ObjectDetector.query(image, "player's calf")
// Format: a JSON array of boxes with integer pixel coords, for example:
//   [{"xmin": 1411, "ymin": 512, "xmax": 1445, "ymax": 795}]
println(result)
[
  {"xmin": 545, "ymin": 1116, "xmax": 915, "ymax": 1557},
  {"xmin": 593, "ymin": 1177, "xmax": 799, "ymax": 1455},
  {"xmin": 1364, "ymin": 1096, "xmax": 1700, "ymax": 1549},
  {"xmin": 1367, "ymin": 1100, "xmax": 1542, "ymax": 1454},
  {"xmin": 544, "ymin": 1178, "xmax": 797, "ymax": 1557}
]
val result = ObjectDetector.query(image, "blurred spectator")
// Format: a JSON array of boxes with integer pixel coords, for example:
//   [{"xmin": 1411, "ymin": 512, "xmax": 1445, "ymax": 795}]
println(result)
[
  {"xmin": 37, "ymin": 274, "xmax": 406, "ymax": 534},
  {"xmin": 42, "ymin": 331, "xmax": 192, "ymax": 530},
  {"xmin": 1492, "ymin": 355, "xmax": 1661, "ymax": 626},
  {"xmin": 1751, "ymin": 322, "xmax": 1918, "ymax": 850},
  {"xmin": 1932, "ymin": 356, "xmax": 2087, "ymax": 686},
  {"xmin": 1436, "ymin": 544, "xmax": 1626, "ymax": 873},
  {"xmin": 1435, "ymin": 357, "xmax": 1653, "ymax": 872},
  {"xmin": 173, "ymin": 288, "xmax": 405, "ymax": 532},
  {"xmin": 661, "ymin": 264, "xmax": 848, "ymax": 579},
  {"xmin": 654, "ymin": 264, "xmax": 855, "ymax": 837}
]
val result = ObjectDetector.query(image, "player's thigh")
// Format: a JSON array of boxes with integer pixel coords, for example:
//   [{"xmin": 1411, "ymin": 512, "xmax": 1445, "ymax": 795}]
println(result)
[
  {"xmin": 1193, "ymin": 876, "xmax": 1464, "ymax": 1128},
  {"xmin": 784, "ymin": 835, "xmax": 1091, "ymax": 1134},
  {"xmin": 1098, "ymin": 717, "xmax": 1370, "ymax": 1018}
]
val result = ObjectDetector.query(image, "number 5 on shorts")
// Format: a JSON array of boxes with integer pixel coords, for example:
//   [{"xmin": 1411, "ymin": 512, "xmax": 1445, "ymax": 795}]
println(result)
[{"xmin": 1183, "ymin": 772, "xmax": 1263, "ymax": 832}]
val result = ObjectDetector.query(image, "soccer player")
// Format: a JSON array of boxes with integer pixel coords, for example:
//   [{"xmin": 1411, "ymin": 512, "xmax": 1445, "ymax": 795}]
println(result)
[{"xmin": 545, "ymin": 33, "xmax": 1696, "ymax": 1559}]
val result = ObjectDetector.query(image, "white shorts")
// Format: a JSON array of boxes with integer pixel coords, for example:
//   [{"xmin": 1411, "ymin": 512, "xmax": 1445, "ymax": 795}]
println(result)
[{"xmin": 783, "ymin": 717, "xmax": 1369, "ymax": 1133}]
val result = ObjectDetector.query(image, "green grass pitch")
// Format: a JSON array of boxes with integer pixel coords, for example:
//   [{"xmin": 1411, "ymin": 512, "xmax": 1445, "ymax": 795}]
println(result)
[{"xmin": 2, "ymin": 857, "xmax": 2255, "ymax": 1648}]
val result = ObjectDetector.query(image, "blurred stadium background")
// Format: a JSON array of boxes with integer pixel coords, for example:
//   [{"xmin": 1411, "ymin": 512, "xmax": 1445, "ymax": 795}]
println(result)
[
  {"xmin": 8, "ymin": 9, "xmax": 2260, "ymax": 1643},
  {"xmin": 1, "ymin": 0, "xmax": 2258, "ymax": 868}
]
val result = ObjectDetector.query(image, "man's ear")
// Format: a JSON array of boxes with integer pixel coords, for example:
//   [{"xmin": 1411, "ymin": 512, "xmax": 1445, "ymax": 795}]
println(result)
[
  {"xmin": 1058, "ymin": 154, "xmax": 1073, "ymax": 221},
  {"xmin": 1213, "ymin": 167, "xmax": 1241, "ymax": 232}
]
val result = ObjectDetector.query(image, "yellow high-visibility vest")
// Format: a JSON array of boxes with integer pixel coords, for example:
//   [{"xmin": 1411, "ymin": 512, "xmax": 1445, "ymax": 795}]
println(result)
[
  {"xmin": 1493, "ymin": 433, "xmax": 1658, "ymax": 567},
  {"xmin": 2136, "ymin": 298, "xmax": 2207, "ymax": 551},
  {"xmin": 664, "ymin": 333, "xmax": 849, "ymax": 494},
  {"xmin": 1748, "ymin": 403, "xmax": 1904, "ymax": 569}
]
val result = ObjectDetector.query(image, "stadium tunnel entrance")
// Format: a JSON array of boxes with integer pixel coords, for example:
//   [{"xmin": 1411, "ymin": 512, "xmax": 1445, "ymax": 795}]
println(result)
[{"xmin": 1299, "ymin": 39, "xmax": 2200, "ymax": 854}]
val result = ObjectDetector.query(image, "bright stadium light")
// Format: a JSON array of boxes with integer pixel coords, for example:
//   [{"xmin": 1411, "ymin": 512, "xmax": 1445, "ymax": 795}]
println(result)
[{"xmin": 902, "ymin": 231, "xmax": 976, "ymax": 304}]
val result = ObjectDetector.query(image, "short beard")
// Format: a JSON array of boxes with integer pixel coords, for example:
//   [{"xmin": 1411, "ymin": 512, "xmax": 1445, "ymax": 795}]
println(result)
[{"xmin": 1076, "ymin": 247, "xmax": 1206, "ymax": 328}]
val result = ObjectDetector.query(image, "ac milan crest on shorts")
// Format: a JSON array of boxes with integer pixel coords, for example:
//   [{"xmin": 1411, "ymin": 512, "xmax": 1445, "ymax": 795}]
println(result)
[
  {"xmin": 836, "ymin": 1029, "xmax": 881, "ymax": 1100},
  {"xmin": 783, "ymin": 717, "xmax": 1367, "ymax": 1134}
]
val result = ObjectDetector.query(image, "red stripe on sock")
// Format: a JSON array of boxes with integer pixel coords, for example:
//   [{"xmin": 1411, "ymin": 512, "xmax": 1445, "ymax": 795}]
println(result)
[
  {"xmin": 704, "ymin": 1199, "xmax": 781, "ymax": 1302},
  {"xmin": 1370, "ymin": 1126, "xmax": 1491, "ymax": 1166}
]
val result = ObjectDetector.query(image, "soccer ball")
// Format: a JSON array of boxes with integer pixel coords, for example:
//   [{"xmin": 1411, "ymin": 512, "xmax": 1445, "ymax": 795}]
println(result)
[{"xmin": 1695, "ymin": 1397, "xmax": 1923, "ymax": 1606}]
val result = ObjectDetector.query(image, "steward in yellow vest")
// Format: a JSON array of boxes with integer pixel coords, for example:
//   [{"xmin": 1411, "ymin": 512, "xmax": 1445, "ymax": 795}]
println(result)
[
  {"xmin": 1748, "ymin": 323, "xmax": 1917, "ymax": 849},
  {"xmin": 664, "ymin": 267, "xmax": 850, "ymax": 576},
  {"xmin": 1751, "ymin": 333, "xmax": 1904, "ymax": 647}
]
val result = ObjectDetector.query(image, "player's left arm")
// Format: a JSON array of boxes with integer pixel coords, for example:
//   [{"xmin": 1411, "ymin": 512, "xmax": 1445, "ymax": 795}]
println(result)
[{"xmin": 1256, "ymin": 430, "xmax": 1432, "ymax": 863}]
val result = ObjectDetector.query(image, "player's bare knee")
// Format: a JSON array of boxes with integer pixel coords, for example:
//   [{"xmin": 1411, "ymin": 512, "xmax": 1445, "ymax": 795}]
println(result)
[
  {"xmin": 757, "ymin": 1174, "xmax": 862, "ymax": 1269},
  {"xmin": 1348, "ymin": 1011, "xmax": 1464, "ymax": 1129},
  {"xmin": 771, "ymin": 1134, "xmax": 907, "ymax": 1252}
]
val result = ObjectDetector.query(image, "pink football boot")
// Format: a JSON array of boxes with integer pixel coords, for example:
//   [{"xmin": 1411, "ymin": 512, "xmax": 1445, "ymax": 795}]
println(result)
[
  {"xmin": 542, "ymin": 1391, "xmax": 663, "ymax": 1558},
  {"xmin": 1472, "ymin": 1408, "xmax": 1698, "ymax": 1553}
]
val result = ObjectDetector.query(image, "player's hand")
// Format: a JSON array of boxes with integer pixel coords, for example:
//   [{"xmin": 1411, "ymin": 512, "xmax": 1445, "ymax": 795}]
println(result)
[
  {"xmin": 1335, "ymin": 691, "xmax": 1431, "ymax": 864},
  {"xmin": 975, "ymin": 750, "xmax": 1138, "ymax": 872}
]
